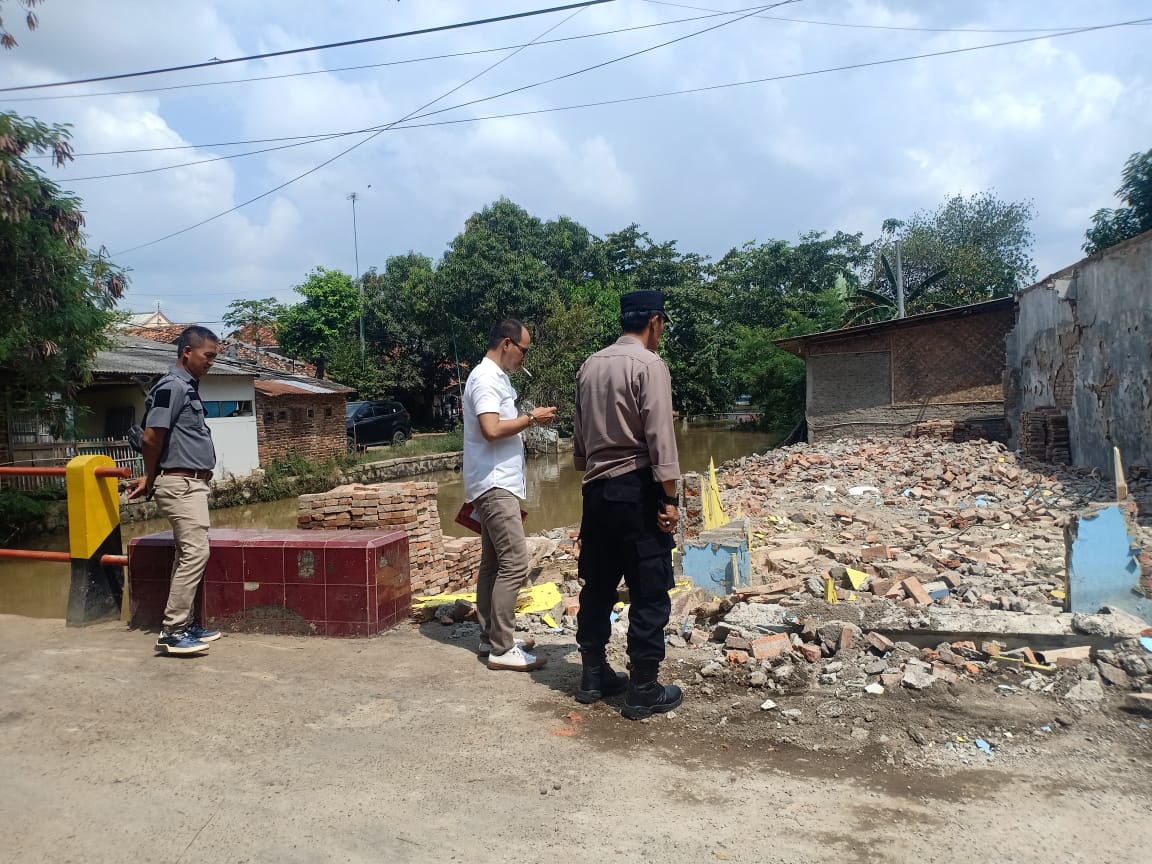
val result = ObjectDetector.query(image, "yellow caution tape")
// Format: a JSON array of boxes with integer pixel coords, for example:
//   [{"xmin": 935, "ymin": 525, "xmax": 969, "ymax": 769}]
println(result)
[
  {"xmin": 542, "ymin": 613, "xmax": 559, "ymax": 628},
  {"xmin": 1050, "ymin": 589, "xmax": 1066, "ymax": 600},
  {"xmin": 824, "ymin": 578, "xmax": 838, "ymax": 604}
]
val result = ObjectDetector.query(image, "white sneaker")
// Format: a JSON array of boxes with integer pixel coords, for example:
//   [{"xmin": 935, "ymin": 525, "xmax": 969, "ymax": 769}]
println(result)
[
  {"xmin": 487, "ymin": 644, "xmax": 547, "ymax": 671},
  {"xmin": 477, "ymin": 636, "xmax": 536, "ymax": 657}
]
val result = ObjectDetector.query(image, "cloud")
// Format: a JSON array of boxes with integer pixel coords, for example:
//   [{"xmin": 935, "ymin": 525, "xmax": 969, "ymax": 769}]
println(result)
[{"xmin": 6, "ymin": 0, "xmax": 1149, "ymax": 319}]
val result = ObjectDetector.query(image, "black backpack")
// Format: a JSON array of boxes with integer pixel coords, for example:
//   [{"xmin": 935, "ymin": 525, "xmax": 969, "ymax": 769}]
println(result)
[{"xmin": 127, "ymin": 373, "xmax": 189, "ymax": 454}]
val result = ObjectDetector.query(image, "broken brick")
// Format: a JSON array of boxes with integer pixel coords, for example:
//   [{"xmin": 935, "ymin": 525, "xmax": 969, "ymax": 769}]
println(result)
[
  {"xmin": 751, "ymin": 632, "xmax": 791, "ymax": 661},
  {"xmin": 901, "ymin": 577, "xmax": 933, "ymax": 605}
]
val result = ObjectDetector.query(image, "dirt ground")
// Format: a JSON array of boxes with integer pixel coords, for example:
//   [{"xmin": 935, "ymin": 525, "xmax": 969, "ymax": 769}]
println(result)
[{"xmin": 2, "ymin": 614, "xmax": 1150, "ymax": 864}]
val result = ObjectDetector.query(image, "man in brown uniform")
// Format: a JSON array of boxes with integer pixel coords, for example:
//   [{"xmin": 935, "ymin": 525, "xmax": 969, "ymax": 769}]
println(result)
[{"xmin": 572, "ymin": 289, "xmax": 683, "ymax": 720}]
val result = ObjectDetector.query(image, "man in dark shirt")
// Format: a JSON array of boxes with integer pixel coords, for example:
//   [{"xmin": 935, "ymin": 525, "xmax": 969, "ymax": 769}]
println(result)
[
  {"xmin": 128, "ymin": 326, "xmax": 222, "ymax": 656},
  {"xmin": 572, "ymin": 290, "xmax": 683, "ymax": 719}
]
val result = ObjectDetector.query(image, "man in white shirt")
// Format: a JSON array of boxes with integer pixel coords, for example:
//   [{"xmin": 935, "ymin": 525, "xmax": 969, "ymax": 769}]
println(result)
[{"xmin": 463, "ymin": 319, "xmax": 557, "ymax": 671}]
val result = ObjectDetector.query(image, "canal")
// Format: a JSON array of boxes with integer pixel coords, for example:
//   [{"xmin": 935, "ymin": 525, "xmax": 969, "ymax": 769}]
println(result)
[{"xmin": 0, "ymin": 423, "xmax": 775, "ymax": 618}]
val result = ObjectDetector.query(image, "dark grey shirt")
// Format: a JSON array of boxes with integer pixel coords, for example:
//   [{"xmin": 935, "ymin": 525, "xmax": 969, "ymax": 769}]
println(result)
[{"xmin": 147, "ymin": 366, "xmax": 216, "ymax": 471}]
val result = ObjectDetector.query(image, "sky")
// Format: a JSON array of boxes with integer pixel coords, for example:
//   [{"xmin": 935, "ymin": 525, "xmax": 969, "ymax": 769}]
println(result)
[{"xmin": 5, "ymin": 0, "xmax": 1150, "ymax": 329}]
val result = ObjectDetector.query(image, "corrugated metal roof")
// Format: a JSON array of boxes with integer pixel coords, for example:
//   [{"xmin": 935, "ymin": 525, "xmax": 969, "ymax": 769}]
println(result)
[
  {"xmin": 774, "ymin": 297, "xmax": 1014, "ymax": 356},
  {"xmin": 91, "ymin": 334, "xmax": 252, "ymax": 377},
  {"xmin": 255, "ymin": 378, "xmax": 352, "ymax": 396}
]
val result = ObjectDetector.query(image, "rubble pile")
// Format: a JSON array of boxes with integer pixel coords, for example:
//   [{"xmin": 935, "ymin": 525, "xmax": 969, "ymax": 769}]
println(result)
[
  {"xmin": 714, "ymin": 437, "xmax": 1152, "ymax": 614},
  {"xmin": 669, "ymin": 599, "xmax": 1152, "ymax": 710}
]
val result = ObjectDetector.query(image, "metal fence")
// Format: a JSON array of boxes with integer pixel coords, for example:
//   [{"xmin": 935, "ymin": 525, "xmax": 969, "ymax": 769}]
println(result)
[{"xmin": 1, "ymin": 438, "xmax": 142, "ymax": 491}]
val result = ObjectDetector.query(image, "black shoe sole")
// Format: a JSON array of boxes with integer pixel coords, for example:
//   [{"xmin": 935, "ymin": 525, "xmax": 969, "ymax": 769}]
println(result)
[
  {"xmin": 621, "ymin": 692, "xmax": 683, "ymax": 720},
  {"xmin": 575, "ymin": 680, "xmax": 628, "ymax": 704}
]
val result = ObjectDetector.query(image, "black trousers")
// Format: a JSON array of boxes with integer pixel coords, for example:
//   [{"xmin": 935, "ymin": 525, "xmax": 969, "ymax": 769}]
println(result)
[{"xmin": 576, "ymin": 468, "xmax": 674, "ymax": 665}]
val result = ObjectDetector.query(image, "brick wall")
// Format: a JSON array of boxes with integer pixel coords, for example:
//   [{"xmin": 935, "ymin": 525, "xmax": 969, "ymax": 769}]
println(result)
[
  {"xmin": 804, "ymin": 303, "xmax": 1013, "ymax": 443},
  {"xmin": 890, "ymin": 309, "xmax": 1014, "ymax": 404},
  {"xmin": 297, "ymin": 481, "xmax": 482, "ymax": 595},
  {"xmin": 257, "ymin": 392, "xmax": 346, "ymax": 466}
]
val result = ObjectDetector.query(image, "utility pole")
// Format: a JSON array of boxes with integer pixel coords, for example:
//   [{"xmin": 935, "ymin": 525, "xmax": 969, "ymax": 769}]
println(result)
[
  {"xmin": 348, "ymin": 192, "xmax": 364, "ymax": 359},
  {"xmin": 894, "ymin": 239, "xmax": 906, "ymax": 319}
]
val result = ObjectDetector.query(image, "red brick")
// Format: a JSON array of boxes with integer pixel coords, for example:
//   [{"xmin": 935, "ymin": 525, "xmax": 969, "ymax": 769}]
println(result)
[
  {"xmin": 901, "ymin": 577, "xmax": 932, "ymax": 605},
  {"xmin": 796, "ymin": 643, "xmax": 823, "ymax": 663},
  {"xmin": 860, "ymin": 545, "xmax": 892, "ymax": 563},
  {"xmin": 751, "ymin": 633, "xmax": 791, "ymax": 661},
  {"xmin": 866, "ymin": 631, "xmax": 894, "ymax": 653},
  {"xmin": 726, "ymin": 649, "xmax": 750, "ymax": 665}
]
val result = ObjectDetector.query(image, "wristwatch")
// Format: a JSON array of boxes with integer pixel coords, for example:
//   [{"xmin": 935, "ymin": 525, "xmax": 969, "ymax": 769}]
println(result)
[{"xmin": 527, "ymin": 413, "xmax": 538, "ymax": 428}]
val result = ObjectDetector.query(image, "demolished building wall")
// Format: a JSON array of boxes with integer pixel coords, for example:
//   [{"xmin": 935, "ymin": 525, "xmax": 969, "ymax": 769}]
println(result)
[{"xmin": 1006, "ymin": 230, "xmax": 1152, "ymax": 474}]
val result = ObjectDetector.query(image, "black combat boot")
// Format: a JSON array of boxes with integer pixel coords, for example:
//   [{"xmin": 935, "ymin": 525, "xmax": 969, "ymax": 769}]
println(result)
[
  {"xmin": 575, "ymin": 647, "xmax": 629, "ymax": 704},
  {"xmin": 621, "ymin": 660, "xmax": 682, "ymax": 720}
]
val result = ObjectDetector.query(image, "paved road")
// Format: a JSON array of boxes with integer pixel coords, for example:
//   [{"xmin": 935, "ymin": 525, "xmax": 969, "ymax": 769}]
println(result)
[{"xmin": 2, "ymin": 615, "xmax": 1149, "ymax": 863}]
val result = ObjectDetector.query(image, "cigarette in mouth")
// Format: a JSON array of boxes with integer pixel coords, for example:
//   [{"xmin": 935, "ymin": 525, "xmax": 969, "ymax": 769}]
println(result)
[{"xmin": 520, "ymin": 367, "xmax": 532, "ymax": 378}]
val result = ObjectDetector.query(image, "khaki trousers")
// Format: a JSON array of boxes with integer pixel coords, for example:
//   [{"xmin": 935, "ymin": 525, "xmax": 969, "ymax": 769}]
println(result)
[
  {"xmin": 472, "ymin": 487, "xmax": 528, "ymax": 655},
  {"xmin": 153, "ymin": 475, "xmax": 211, "ymax": 632}
]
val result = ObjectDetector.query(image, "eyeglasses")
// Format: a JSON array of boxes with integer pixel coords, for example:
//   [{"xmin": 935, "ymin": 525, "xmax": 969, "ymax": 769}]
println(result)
[{"xmin": 509, "ymin": 340, "xmax": 529, "ymax": 356}]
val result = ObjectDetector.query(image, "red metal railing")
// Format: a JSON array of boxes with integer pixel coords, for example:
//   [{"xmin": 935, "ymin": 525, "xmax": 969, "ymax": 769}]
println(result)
[
  {"xmin": 0, "ymin": 548, "xmax": 129, "ymax": 566},
  {"xmin": 0, "ymin": 465, "xmax": 131, "ymax": 567},
  {"xmin": 0, "ymin": 466, "xmax": 130, "ymax": 478}
]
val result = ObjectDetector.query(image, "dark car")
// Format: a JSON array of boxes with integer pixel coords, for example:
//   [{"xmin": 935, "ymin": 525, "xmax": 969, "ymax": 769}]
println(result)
[{"xmin": 346, "ymin": 400, "xmax": 411, "ymax": 451}]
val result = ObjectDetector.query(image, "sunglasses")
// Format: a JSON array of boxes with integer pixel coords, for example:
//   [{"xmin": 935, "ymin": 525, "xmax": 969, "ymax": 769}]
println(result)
[{"xmin": 508, "ymin": 339, "xmax": 529, "ymax": 356}]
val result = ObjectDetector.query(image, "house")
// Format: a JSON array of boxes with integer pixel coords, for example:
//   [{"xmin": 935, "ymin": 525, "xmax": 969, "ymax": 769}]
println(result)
[
  {"xmin": 775, "ymin": 297, "xmax": 1015, "ymax": 444},
  {"xmin": 1005, "ymin": 230, "xmax": 1152, "ymax": 473},
  {"xmin": 125, "ymin": 307, "xmax": 176, "ymax": 328},
  {"xmin": 3, "ymin": 334, "xmax": 261, "ymax": 479},
  {"xmin": 125, "ymin": 326, "xmax": 353, "ymax": 468},
  {"xmin": 255, "ymin": 376, "xmax": 353, "ymax": 465}
]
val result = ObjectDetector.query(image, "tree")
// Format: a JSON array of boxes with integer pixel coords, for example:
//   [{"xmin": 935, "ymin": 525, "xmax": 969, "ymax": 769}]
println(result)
[
  {"xmin": 1, "ymin": 0, "xmax": 43, "ymax": 49},
  {"xmin": 847, "ymin": 193, "xmax": 1036, "ymax": 323},
  {"xmin": 275, "ymin": 267, "xmax": 360, "ymax": 362},
  {"xmin": 222, "ymin": 297, "xmax": 285, "ymax": 351},
  {"xmin": 432, "ymin": 198, "xmax": 556, "ymax": 361},
  {"xmin": 0, "ymin": 112, "xmax": 126, "ymax": 417},
  {"xmin": 1083, "ymin": 147, "xmax": 1152, "ymax": 254}
]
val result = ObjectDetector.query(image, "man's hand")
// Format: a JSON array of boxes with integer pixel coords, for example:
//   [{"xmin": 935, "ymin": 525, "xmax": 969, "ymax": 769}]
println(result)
[
  {"xmin": 126, "ymin": 476, "xmax": 153, "ymax": 500},
  {"xmin": 658, "ymin": 503, "xmax": 678, "ymax": 534},
  {"xmin": 531, "ymin": 406, "xmax": 557, "ymax": 426}
]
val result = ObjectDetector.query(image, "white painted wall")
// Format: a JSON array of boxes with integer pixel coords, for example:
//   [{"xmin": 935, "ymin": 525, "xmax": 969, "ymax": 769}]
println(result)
[{"xmin": 198, "ymin": 376, "xmax": 259, "ymax": 478}]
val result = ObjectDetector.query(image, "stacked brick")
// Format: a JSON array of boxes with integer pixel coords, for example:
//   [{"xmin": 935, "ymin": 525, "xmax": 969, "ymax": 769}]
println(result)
[
  {"xmin": 297, "ymin": 482, "xmax": 483, "ymax": 595},
  {"xmin": 905, "ymin": 417, "xmax": 1007, "ymax": 444},
  {"xmin": 1019, "ymin": 408, "xmax": 1070, "ymax": 464}
]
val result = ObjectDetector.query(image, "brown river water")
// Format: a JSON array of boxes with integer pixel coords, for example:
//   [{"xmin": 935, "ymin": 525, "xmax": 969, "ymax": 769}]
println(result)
[{"xmin": 0, "ymin": 423, "xmax": 775, "ymax": 618}]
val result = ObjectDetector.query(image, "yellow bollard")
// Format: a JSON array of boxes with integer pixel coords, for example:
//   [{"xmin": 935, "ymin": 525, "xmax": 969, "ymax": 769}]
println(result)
[{"xmin": 65, "ymin": 455, "xmax": 124, "ymax": 626}]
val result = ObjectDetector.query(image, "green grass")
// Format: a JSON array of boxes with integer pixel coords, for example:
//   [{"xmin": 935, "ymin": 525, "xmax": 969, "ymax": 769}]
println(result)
[{"xmin": 364, "ymin": 428, "xmax": 462, "ymax": 460}]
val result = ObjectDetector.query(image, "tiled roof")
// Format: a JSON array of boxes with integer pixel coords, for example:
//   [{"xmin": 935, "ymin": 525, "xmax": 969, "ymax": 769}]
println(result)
[
  {"xmin": 92, "ymin": 334, "xmax": 251, "ymax": 377},
  {"xmin": 255, "ymin": 378, "xmax": 352, "ymax": 397}
]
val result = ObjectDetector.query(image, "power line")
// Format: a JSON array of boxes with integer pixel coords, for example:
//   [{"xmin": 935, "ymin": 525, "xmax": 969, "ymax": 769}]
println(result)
[
  {"xmin": 8, "ymin": 4, "xmax": 769, "ymax": 106},
  {"xmin": 111, "ymin": 0, "xmax": 618, "ymax": 256},
  {"xmin": 67, "ymin": 1, "xmax": 797, "ymax": 183},
  {"xmin": 0, "ymin": 0, "xmax": 615, "ymax": 94},
  {"xmin": 110, "ymin": 2, "xmax": 797, "ymax": 254},
  {"xmin": 67, "ymin": 11, "xmax": 1148, "ymax": 187},
  {"xmin": 642, "ymin": 0, "xmax": 1152, "ymax": 34}
]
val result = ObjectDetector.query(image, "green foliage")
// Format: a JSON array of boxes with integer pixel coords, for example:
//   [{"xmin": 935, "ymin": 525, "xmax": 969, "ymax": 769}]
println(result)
[
  {"xmin": 0, "ymin": 485, "xmax": 63, "ymax": 542},
  {"xmin": 222, "ymin": 297, "xmax": 284, "ymax": 348},
  {"xmin": 847, "ymin": 192, "xmax": 1036, "ymax": 324},
  {"xmin": 0, "ymin": 112, "xmax": 127, "ymax": 421},
  {"xmin": 276, "ymin": 267, "xmax": 361, "ymax": 360},
  {"xmin": 1083, "ymin": 147, "xmax": 1152, "ymax": 254}
]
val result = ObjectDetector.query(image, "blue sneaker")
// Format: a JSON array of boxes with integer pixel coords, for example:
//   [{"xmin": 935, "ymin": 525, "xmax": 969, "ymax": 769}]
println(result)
[
  {"xmin": 186, "ymin": 622, "xmax": 222, "ymax": 643},
  {"xmin": 155, "ymin": 630, "xmax": 210, "ymax": 655}
]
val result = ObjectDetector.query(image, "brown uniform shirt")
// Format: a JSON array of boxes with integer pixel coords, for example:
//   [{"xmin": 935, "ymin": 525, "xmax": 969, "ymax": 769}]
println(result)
[{"xmin": 573, "ymin": 335, "xmax": 680, "ymax": 486}]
